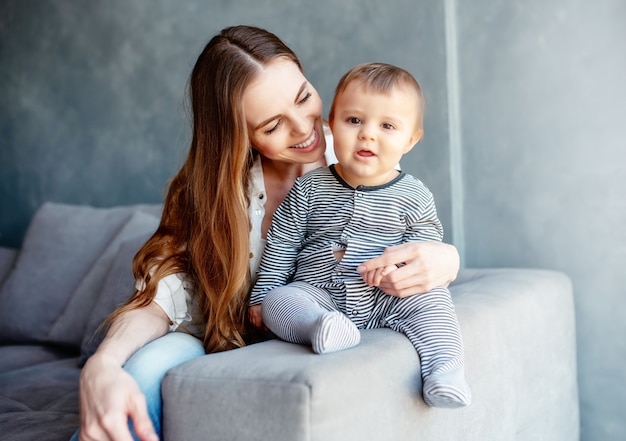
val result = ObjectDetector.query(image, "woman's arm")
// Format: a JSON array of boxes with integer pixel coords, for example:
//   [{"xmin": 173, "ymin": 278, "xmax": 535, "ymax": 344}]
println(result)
[
  {"xmin": 78, "ymin": 302, "xmax": 169, "ymax": 441},
  {"xmin": 357, "ymin": 241, "xmax": 460, "ymax": 298}
]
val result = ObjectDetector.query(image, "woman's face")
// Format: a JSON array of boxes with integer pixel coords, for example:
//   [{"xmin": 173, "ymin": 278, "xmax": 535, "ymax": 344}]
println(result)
[{"xmin": 243, "ymin": 58, "xmax": 326, "ymax": 164}]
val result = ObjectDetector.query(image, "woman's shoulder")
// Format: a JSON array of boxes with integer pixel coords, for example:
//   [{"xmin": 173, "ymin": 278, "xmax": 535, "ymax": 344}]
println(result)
[{"xmin": 323, "ymin": 123, "xmax": 338, "ymax": 165}]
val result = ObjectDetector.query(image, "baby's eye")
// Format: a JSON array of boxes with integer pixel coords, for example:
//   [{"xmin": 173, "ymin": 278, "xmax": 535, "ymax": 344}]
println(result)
[
  {"xmin": 381, "ymin": 122, "xmax": 395, "ymax": 130},
  {"xmin": 347, "ymin": 117, "xmax": 361, "ymax": 125}
]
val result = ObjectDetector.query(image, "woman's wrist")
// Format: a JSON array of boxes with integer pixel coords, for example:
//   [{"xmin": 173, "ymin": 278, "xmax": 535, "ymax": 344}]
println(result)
[{"xmin": 87, "ymin": 342, "xmax": 130, "ymax": 368}]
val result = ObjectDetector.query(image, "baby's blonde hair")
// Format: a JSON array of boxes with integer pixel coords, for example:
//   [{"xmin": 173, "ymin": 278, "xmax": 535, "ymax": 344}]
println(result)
[{"xmin": 328, "ymin": 62, "xmax": 425, "ymax": 129}]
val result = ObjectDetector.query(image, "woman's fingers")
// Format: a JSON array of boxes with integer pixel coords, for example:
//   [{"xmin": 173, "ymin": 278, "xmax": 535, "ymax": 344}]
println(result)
[
  {"xmin": 128, "ymin": 394, "xmax": 159, "ymax": 441},
  {"xmin": 248, "ymin": 305, "xmax": 264, "ymax": 328},
  {"xmin": 358, "ymin": 241, "xmax": 460, "ymax": 297},
  {"xmin": 79, "ymin": 355, "xmax": 156, "ymax": 441}
]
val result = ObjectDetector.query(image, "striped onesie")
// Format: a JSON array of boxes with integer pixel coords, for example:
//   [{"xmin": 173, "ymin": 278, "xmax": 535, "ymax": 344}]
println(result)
[{"xmin": 250, "ymin": 164, "xmax": 471, "ymax": 408}]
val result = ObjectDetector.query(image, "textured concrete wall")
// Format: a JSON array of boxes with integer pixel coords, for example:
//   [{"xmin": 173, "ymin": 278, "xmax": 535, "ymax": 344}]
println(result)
[
  {"xmin": 0, "ymin": 0, "xmax": 452, "ymax": 247},
  {"xmin": 456, "ymin": 1, "xmax": 626, "ymax": 439}
]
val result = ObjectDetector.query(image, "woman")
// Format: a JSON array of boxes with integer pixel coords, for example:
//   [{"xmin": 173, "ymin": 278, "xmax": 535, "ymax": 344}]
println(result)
[{"xmin": 74, "ymin": 25, "xmax": 460, "ymax": 441}]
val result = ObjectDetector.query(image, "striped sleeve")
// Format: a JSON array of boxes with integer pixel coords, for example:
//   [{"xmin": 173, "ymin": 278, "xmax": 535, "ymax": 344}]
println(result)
[
  {"xmin": 403, "ymin": 178, "xmax": 444, "ymax": 243},
  {"xmin": 249, "ymin": 177, "xmax": 310, "ymax": 305}
]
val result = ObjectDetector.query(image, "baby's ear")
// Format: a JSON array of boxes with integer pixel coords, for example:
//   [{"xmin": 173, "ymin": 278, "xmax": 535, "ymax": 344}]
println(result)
[{"xmin": 405, "ymin": 128, "xmax": 423, "ymax": 153}]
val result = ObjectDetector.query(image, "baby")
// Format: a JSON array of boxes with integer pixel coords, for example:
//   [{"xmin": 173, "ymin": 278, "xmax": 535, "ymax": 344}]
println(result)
[{"xmin": 249, "ymin": 62, "xmax": 471, "ymax": 408}]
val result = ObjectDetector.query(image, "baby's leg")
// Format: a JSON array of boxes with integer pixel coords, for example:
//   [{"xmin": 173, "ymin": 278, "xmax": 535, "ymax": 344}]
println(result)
[
  {"xmin": 387, "ymin": 287, "xmax": 471, "ymax": 408},
  {"xmin": 262, "ymin": 282, "xmax": 360, "ymax": 354}
]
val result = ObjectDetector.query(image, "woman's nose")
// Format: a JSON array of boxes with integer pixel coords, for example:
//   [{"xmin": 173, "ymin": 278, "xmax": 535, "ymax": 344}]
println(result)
[{"xmin": 291, "ymin": 112, "xmax": 309, "ymax": 136}]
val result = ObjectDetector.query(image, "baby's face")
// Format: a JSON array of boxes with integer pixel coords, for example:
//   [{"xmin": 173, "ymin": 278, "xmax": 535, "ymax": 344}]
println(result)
[{"xmin": 330, "ymin": 81, "xmax": 423, "ymax": 187}]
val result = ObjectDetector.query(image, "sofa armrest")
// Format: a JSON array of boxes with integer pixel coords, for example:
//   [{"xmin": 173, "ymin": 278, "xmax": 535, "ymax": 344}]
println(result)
[{"xmin": 162, "ymin": 268, "xmax": 579, "ymax": 441}]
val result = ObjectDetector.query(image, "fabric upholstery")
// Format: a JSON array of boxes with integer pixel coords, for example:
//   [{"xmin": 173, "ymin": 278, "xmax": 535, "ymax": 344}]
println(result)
[
  {"xmin": 0, "ymin": 357, "xmax": 80, "ymax": 441},
  {"xmin": 47, "ymin": 211, "xmax": 159, "ymax": 348},
  {"xmin": 0, "ymin": 203, "xmax": 160, "ymax": 441},
  {"xmin": 79, "ymin": 233, "xmax": 158, "ymax": 364},
  {"xmin": 0, "ymin": 202, "xmax": 579, "ymax": 441},
  {"xmin": 163, "ymin": 268, "xmax": 579, "ymax": 441},
  {"xmin": 0, "ymin": 345, "xmax": 78, "ymax": 375},
  {"xmin": 0, "ymin": 202, "xmax": 161, "ymax": 345},
  {"xmin": 0, "ymin": 203, "xmax": 134, "ymax": 343},
  {"xmin": 0, "ymin": 247, "xmax": 17, "ymax": 288}
]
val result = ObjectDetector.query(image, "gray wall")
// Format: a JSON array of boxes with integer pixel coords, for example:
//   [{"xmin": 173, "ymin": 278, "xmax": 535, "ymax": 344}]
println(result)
[
  {"xmin": 0, "ymin": 0, "xmax": 453, "ymax": 248},
  {"xmin": 456, "ymin": 0, "xmax": 626, "ymax": 439},
  {"xmin": 1, "ymin": 0, "xmax": 625, "ymax": 439}
]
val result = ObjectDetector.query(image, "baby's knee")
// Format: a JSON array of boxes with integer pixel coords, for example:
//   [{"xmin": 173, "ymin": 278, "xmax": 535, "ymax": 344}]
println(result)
[{"xmin": 262, "ymin": 286, "xmax": 291, "ymax": 309}]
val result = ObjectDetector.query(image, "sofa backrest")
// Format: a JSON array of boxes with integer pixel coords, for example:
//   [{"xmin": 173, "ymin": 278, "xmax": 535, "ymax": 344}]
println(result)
[{"xmin": 0, "ymin": 202, "xmax": 162, "ymax": 361}]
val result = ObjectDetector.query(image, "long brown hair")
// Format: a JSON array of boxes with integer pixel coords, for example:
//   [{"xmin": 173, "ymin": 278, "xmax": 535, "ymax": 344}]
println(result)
[{"xmin": 108, "ymin": 25, "xmax": 302, "ymax": 353}]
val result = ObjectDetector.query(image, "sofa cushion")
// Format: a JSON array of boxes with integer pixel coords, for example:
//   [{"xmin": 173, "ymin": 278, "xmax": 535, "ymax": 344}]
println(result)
[
  {"xmin": 0, "ymin": 247, "xmax": 18, "ymax": 288},
  {"xmin": 47, "ymin": 211, "xmax": 160, "ymax": 348},
  {"xmin": 0, "ymin": 345, "xmax": 78, "ymax": 375},
  {"xmin": 0, "ymin": 202, "xmax": 161, "ymax": 344},
  {"xmin": 0, "ymin": 203, "xmax": 134, "ymax": 343},
  {"xmin": 79, "ymin": 233, "xmax": 157, "ymax": 365},
  {"xmin": 0, "ymin": 357, "xmax": 80, "ymax": 441}
]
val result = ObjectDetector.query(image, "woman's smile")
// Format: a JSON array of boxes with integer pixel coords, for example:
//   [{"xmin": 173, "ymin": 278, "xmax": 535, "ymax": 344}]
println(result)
[{"xmin": 290, "ymin": 127, "xmax": 318, "ymax": 151}]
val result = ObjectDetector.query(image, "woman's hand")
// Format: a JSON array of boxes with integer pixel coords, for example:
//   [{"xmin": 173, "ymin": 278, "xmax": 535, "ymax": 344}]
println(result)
[
  {"xmin": 77, "ymin": 303, "xmax": 169, "ymax": 440},
  {"xmin": 78, "ymin": 353, "xmax": 158, "ymax": 441},
  {"xmin": 357, "ymin": 241, "xmax": 460, "ymax": 298},
  {"xmin": 248, "ymin": 305, "xmax": 264, "ymax": 329}
]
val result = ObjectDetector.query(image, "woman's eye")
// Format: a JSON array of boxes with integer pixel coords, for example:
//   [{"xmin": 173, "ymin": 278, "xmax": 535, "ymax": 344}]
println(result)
[
  {"xmin": 265, "ymin": 119, "xmax": 282, "ymax": 135},
  {"xmin": 298, "ymin": 92, "xmax": 312, "ymax": 104}
]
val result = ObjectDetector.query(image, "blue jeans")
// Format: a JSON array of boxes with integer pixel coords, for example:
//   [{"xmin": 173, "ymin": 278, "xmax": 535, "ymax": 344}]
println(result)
[{"xmin": 70, "ymin": 332, "xmax": 205, "ymax": 441}]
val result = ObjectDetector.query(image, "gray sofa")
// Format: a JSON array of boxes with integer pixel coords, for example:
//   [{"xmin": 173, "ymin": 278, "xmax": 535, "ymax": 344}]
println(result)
[{"xmin": 0, "ymin": 202, "xmax": 579, "ymax": 441}]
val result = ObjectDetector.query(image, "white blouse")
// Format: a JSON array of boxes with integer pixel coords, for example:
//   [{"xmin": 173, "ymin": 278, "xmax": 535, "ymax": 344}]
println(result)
[{"xmin": 153, "ymin": 137, "xmax": 337, "ymax": 337}]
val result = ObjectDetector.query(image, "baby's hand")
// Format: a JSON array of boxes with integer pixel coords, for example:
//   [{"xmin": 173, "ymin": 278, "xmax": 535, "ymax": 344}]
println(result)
[
  {"xmin": 357, "ymin": 264, "xmax": 398, "ymax": 287},
  {"xmin": 248, "ymin": 305, "xmax": 264, "ymax": 329}
]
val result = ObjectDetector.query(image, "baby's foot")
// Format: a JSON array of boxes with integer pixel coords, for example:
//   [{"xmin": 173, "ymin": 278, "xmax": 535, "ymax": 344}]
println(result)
[
  {"xmin": 312, "ymin": 311, "xmax": 360, "ymax": 354},
  {"xmin": 423, "ymin": 367, "xmax": 472, "ymax": 408}
]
